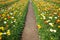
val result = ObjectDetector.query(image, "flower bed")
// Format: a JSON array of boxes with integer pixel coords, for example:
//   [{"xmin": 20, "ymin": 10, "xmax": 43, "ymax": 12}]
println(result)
[
  {"xmin": 32, "ymin": 0, "xmax": 60, "ymax": 40},
  {"xmin": 0, "ymin": 0, "xmax": 19, "ymax": 8},
  {"xmin": 0, "ymin": 0, "xmax": 29, "ymax": 40}
]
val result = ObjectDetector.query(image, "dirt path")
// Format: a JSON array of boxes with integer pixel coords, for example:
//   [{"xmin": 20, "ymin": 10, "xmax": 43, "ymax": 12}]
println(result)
[{"xmin": 21, "ymin": 1, "xmax": 39, "ymax": 40}]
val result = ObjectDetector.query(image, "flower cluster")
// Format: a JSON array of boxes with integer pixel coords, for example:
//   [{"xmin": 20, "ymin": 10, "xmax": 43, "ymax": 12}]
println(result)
[
  {"xmin": 0, "ymin": 0, "xmax": 20, "ymax": 8},
  {"xmin": 0, "ymin": 0, "xmax": 28, "ymax": 40},
  {"xmin": 0, "ymin": 0, "xmax": 16, "ymax": 4},
  {"xmin": 32, "ymin": 0, "xmax": 60, "ymax": 40}
]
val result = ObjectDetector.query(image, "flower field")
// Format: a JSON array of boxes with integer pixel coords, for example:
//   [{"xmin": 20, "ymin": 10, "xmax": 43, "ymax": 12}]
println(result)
[
  {"xmin": 0, "ymin": 0, "xmax": 60, "ymax": 40},
  {"xmin": 0, "ymin": 0, "xmax": 28, "ymax": 40},
  {"xmin": 0, "ymin": 0, "xmax": 20, "ymax": 8},
  {"xmin": 32, "ymin": 0, "xmax": 60, "ymax": 40}
]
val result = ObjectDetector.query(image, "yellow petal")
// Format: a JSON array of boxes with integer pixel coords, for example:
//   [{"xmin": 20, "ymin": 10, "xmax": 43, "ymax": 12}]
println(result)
[
  {"xmin": 37, "ymin": 25, "xmax": 42, "ymax": 29},
  {"xmin": 0, "ymin": 32, "xmax": 2, "ymax": 36},
  {"xmin": 58, "ymin": 26, "xmax": 60, "ymax": 28},
  {"xmin": 4, "ymin": 18, "xmax": 7, "ymax": 20},
  {"xmin": 0, "ymin": 27, "xmax": 4, "ymax": 31},
  {"xmin": 6, "ymin": 30, "xmax": 11, "ymax": 35}
]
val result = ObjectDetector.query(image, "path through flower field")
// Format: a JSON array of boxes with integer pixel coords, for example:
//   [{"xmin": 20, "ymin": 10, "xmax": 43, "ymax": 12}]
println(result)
[
  {"xmin": 22, "ymin": 1, "xmax": 39, "ymax": 40},
  {"xmin": 0, "ymin": 0, "xmax": 60, "ymax": 40}
]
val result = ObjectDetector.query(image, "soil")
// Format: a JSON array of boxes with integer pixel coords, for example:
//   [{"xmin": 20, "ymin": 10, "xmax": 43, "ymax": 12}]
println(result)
[{"xmin": 21, "ymin": 1, "xmax": 39, "ymax": 40}]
